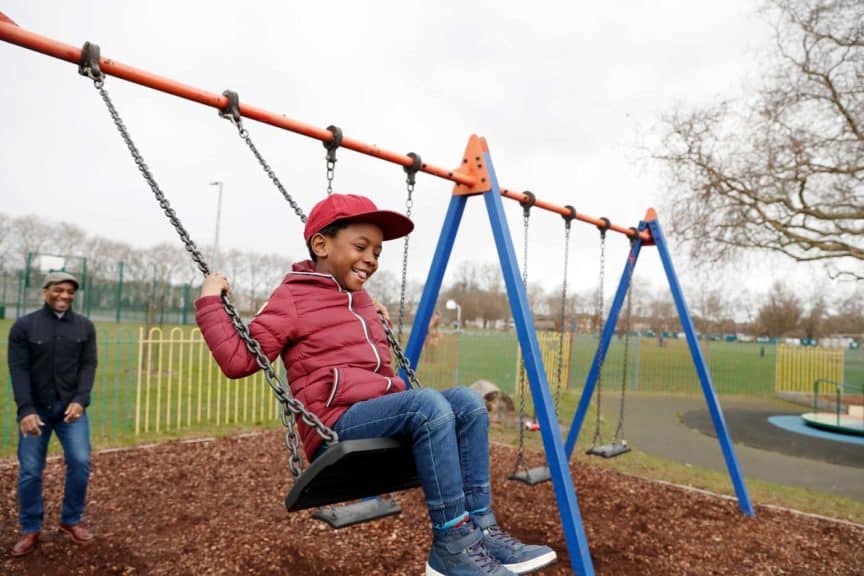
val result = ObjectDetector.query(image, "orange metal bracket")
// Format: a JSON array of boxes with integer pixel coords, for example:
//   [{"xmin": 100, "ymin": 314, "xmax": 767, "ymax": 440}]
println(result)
[
  {"xmin": 452, "ymin": 135, "xmax": 492, "ymax": 196},
  {"xmin": 640, "ymin": 208, "xmax": 657, "ymax": 245}
]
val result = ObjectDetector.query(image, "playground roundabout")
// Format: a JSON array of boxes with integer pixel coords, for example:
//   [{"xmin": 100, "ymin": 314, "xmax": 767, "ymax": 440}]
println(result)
[{"xmin": 1, "ymin": 431, "xmax": 861, "ymax": 575}]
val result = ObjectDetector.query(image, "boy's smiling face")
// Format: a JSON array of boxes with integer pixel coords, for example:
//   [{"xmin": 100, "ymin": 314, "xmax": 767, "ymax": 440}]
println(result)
[{"xmin": 311, "ymin": 222, "xmax": 384, "ymax": 291}]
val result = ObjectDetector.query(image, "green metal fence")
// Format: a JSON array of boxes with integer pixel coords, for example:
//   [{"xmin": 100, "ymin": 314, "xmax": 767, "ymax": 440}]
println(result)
[{"xmin": 3, "ymin": 255, "xmax": 196, "ymax": 325}]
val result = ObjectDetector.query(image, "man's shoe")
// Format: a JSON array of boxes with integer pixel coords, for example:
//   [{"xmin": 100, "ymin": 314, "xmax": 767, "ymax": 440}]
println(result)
[
  {"xmin": 426, "ymin": 524, "xmax": 516, "ymax": 576},
  {"xmin": 473, "ymin": 511, "xmax": 557, "ymax": 574},
  {"xmin": 11, "ymin": 532, "xmax": 40, "ymax": 557},
  {"xmin": 59, "ymin": 523, "xmax": 95, "ymax": 545}
]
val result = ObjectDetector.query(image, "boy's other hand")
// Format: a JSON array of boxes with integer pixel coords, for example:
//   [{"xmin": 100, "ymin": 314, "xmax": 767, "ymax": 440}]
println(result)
[
  {"xmin": 372, "ymin": 298, "xmax": 390, "ymax": 323},
  {"xmin": 201, "ymin": 273, "xmax": 231, "ymax": 297}
]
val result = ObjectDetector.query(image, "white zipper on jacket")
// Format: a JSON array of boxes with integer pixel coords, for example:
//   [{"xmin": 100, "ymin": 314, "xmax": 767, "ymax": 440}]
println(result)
[
  {"xmin": 286, "ymin": 270, "xmax": 382, "ymax": 373},
  {"xmin": 385, "ymin": 377, "xmax": 393, "ymax": 392},
  {"xmin": 345, "ymin": 291, "xmax": 382, "ymax": 373},
  {"xmin": 326, "ymin": 368, "xmax": 340, "ymax": 407}
]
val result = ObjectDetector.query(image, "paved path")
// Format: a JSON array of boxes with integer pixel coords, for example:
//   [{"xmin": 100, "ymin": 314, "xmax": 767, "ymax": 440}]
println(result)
[{"xmin": 595, "ymin": 393, "xmax": 864, "ymax": 501}]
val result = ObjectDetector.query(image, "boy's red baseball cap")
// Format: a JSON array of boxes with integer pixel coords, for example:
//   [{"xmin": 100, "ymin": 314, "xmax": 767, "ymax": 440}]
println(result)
[{"xmin": 304, "ymin": 194, "xmax": 414, "ymax": 242}]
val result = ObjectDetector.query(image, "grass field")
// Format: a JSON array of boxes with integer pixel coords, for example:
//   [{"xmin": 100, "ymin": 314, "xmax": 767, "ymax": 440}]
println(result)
[{"xmin": 419, "ymin": 331, "xmax": 779, "ymax": 397}]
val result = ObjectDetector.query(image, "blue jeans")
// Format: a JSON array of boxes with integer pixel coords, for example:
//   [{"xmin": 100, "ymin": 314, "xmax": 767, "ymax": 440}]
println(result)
[
  {"xmin": 332, "ymin": 387, "xmax": 491, "ymax": 527},
  {"xmin": 17, "ymin": 403, "xmax": 91, "ymax": 533}
]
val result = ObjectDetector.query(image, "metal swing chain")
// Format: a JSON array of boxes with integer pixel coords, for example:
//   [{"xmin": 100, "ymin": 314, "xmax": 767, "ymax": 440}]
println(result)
[
  {"xmin": 323, "ymin": 125, "xmax": 343, "ymax": 196},
  {"xmin": 219, "ymin": 91, "xmax": 307, "ymax": 223},
  {"xmin": 80, "ymin": 53, "xmax": 336, "ymax": 479},
  {"xmin": 612, "ymin": 235, "xmax": 637, "ymax": 445},
  {"xmin": 590, "ymin": 221, "xmax": 610, "ymax": 450},
  {"xmin": 555, "ymin": 208, "xmax": 576, "ymax": 418},
  {"xmin": 381, "ymin": 312, "xmax": 422, "ymax": 389},
  {"xmin": 512, "ymin": 191, "xmax": 534, "ymax": 477},
  {"xmin": 397, "ymin": 153, "xmax": 421, "ymax": 346}
]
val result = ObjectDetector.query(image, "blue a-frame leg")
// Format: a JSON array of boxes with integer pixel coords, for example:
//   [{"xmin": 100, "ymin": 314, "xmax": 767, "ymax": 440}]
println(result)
[
  {"xmin": 404, "ymin": 151, "xmax": 596, "ymax": 575},
  {"xmin": 564, "ymin": 214, "xmax": 755, "ymax": 517}
]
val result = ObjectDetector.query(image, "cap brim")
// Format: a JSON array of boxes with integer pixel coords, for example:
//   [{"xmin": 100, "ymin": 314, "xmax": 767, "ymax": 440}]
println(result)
[{"xmin": 342, "ymin": 210, "xmax": 415, "ymax": 241}]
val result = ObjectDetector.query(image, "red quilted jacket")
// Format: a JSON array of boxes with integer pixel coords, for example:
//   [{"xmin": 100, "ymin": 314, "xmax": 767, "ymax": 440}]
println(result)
[{"xmin": 194, "ymin": 260, "xmax": 407, "ymax": 459}]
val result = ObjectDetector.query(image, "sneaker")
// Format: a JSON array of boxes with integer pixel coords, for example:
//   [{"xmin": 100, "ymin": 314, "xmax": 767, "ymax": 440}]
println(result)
[
  {"xmin": 473, "ymin": 511, "xmax": 557, "ymax": 574},
  {"xmin": 426, "ymin": 524, "xmax": 517, "ymax": 576}
]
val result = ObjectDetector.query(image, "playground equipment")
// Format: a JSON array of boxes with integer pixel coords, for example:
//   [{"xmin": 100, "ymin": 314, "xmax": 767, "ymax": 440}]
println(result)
[
  {"xmin": 584, "ymin": 222, "xmax": 634, "ymax": 458},
  {"xmin": 0, "ymin": 13, "xmax": 755, "ymax": 575},
  {"xmin": 509, "ymin": 198, "xmax": 575, "ymax": 485},
  {"xmin": 801, "ymin": 378, "xmax": 864, "ymax": 436},
  {"xmin": 508, "ymin": 191, "xmax": 551, "ymax": 485}
]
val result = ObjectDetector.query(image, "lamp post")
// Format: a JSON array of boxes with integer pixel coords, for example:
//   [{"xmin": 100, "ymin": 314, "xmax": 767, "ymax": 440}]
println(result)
[
  {"xmin": 446, "ymin": 299, "xmax": 462, "ymax": 331},
  {"xmin": 446, "ymin": 299, "xmax": 462, "ymax": 385},
  {"xmin": 209, "ymin": 181, "xmax": 223, "ymax": 271}
]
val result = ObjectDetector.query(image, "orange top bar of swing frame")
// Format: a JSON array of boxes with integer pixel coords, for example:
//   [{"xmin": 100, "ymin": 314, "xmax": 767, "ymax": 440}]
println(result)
[{"xmin": 0, "ymin": 13, "xmax": 652, "ymax": 242}]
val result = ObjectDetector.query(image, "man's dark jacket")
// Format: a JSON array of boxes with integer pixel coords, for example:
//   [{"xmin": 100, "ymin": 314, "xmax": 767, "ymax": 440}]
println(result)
[{"xmin": 8, "ymin": 304, "xmax": 97, "ymax": 419}]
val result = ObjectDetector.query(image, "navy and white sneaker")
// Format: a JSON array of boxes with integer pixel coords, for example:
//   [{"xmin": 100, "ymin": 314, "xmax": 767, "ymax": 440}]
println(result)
[
  {"xmin": 473, "ymin": 511, "xmax": 557, "ymax": 574},
  {"xmin": 426, "ymin": 524, "xmax": 517, "ymax": 576}
]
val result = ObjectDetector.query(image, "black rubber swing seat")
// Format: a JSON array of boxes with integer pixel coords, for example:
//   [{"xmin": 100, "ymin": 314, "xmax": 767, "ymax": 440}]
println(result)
[
  {"xmin": 284, "ymin": 438, "xmax": 421, "ymax": 512},
  {"xmin": 586, "ymin": 441, "xmax": 631, "ymax": 459},
  {"xmin": 509, "ymin": 466, "xmax": 552, "ymax": 485}
]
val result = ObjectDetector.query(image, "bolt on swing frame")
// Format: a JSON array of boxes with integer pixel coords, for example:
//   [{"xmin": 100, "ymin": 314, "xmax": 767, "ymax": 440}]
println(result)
[{"xmin": 0, "ymin": 13, "xmax": 754, "ymax": 576}]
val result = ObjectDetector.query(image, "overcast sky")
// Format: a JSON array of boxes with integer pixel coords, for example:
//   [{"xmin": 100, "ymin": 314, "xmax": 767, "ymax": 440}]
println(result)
[{"xmin": 1, "ymin": 1, "xmax": 856, "ymax": 308}]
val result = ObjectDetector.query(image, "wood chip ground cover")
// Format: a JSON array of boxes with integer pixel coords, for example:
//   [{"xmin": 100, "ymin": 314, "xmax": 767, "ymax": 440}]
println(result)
[{"xmin": 1, "ymin": 432, "xmax": 861, "ymax": 575}]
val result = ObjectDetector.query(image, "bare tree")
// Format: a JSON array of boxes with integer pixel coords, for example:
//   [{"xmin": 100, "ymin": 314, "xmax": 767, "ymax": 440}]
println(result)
[
  {"xmin": 647, "ymin": 292, "xmax": 678, "ymax": 337},
  {"xmin": 654, "ymin": 0, "xmax": 863, "ymax": 279},
  {"xmin": 9, "ymin": 215, "xmax": 53, "ymax": 265},
  {"xmin": 756, "ymin": 281, "xmax": 803, "ymax": 336},
  {"xmin": 365, "ymin": 268, "xmax": 400, "ymax": 313},
  {"xmin": 0, "ymin": 213, "xmax": 14, "ymax": 271},
  {"xmin": 825, "ymin": 287, "xmax": 864, "ymax": 336},
  {"xmin": 800, "ymin": 295, "xmax": 828, "ymax": 340}
]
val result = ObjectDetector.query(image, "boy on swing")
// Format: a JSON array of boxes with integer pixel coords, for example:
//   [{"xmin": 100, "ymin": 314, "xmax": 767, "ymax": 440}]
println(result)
[{"xmin": 196, "ymin": 193, "xmax": 557, "ymax": 576}]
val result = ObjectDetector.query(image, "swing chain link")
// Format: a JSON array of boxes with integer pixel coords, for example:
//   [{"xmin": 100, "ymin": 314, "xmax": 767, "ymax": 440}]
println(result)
[
  {"xmin": 555, "ymin": 207, "xmax": 576, "ymax": 417},
  {"xmin": 381, "ymin": 313, "xmax": 422, "ymax": 389},
  {"xmin": 590, "ymin": 219, "xmax": 610, "ymax": 450},
  {"xmin": 85, "ymin": 69, "xmax": 338, "ymax": 479},
  {"xmin": 323, "ymin": 125, "xmax": 343, "ymax": 196},
  {"xmin": 397, "ymin": 153, "xmax": 421, "ymax": 344},
  {"xmin": 217, "ymin": 91, "xmax": 308, "ymax": 224},
  {"xmin": 612, "ymin": 232, "xmax": 638, "ymax": 444},
  {"xmin": 512, "ymin": 191, "xmax": 535, "ymax": 476}
]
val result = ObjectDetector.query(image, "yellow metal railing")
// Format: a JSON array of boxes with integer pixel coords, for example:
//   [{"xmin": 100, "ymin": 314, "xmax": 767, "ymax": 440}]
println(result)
[
  {"xmin": 774, "ymin": 344, "xmax": 844, "ymax": 396},
  {"xmin": 515, "ymin": 330, "xmax": 574, "ymax": 397},
  {"xmin": 133, "ymin": 327, "xmax": 573, "ymax": 436},
  {"xmin": 135, "ymin": 327, "xmax": 278, "ymax": 435}
]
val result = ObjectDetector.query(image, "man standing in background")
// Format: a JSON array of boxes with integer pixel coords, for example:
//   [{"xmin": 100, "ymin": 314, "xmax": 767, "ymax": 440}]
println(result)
[{"xmin": 8, "ymin": 271, "xmax": 97, "ymax": 557}]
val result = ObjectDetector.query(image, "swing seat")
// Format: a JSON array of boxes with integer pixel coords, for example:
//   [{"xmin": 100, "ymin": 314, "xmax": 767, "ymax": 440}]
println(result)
[
  {"xmin": 311, "ymin": 496, "xmax": 403, "ymax": 529},
  {"xmin": 586, "ymin": 441, "xmax": 631, "ymax": 459},
  {"xmin": 285, "ymin": 438, "xmax": 420, "ymax": 512},
  {"xmin": 509, "ymin": 466, "xmax": 551, "ymax": 486}
]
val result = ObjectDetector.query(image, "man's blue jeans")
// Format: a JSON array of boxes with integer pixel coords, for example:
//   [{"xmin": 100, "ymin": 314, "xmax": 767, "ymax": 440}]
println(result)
[
  {"xmin": 17, "ymin": 403, "xmax": 91, "ymax": 533},
  {"xmin": 332, "ymin": 387, "xmax": 491, "ymax": 527}
]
